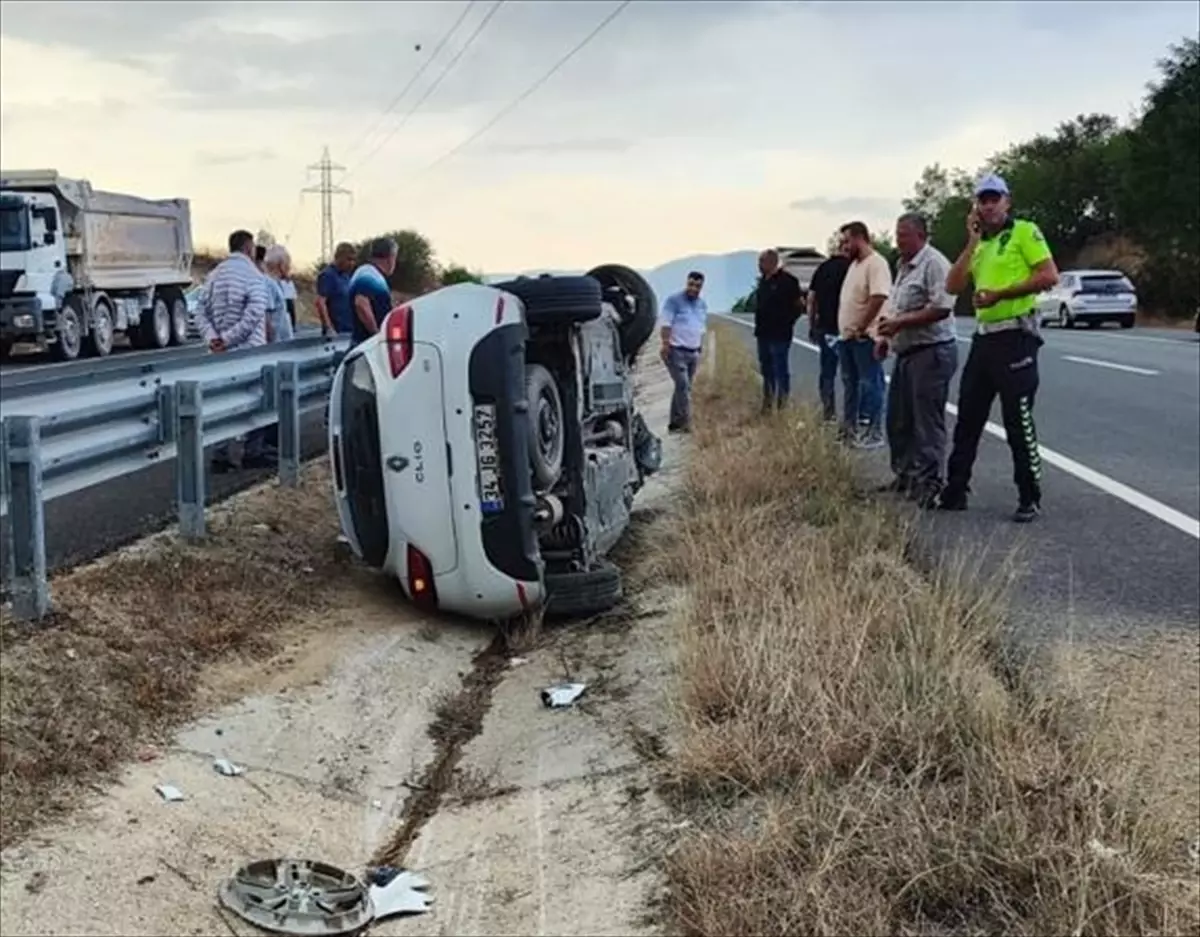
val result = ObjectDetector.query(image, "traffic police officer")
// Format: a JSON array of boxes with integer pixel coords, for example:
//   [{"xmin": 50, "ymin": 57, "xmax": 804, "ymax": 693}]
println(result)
[{"xmin": 940, "ymin": 174, "xmax": 1060, "ymax": 523}]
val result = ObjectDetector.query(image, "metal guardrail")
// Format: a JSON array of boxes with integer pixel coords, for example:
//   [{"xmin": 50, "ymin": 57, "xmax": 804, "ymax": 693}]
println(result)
[{"xmin": 1, "ymin": 333, "xmax": 350, "ymax": 621}]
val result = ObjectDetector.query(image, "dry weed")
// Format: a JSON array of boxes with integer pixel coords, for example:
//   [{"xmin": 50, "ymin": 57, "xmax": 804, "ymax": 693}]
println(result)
[
  {"xmin": 661, "ymin": 325, "xmax": 1199, "ymax": 937},
  {"xmin": 0, "ymin": 463, "xmax": 352, "ymax": 847}
]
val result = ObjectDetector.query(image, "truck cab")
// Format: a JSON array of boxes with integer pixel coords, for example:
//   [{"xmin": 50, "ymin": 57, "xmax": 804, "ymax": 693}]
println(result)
[{"xmin": 0, "ymin": 189, "xmax": 70, "ymax": 354}]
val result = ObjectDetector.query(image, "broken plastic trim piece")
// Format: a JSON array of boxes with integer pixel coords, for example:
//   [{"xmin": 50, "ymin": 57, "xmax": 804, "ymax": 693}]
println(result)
[
  {"xmin": 218, "ymin": 858, "xmax": 373, "ymax": 937},
  {"xmin": 540, "ymin": 682, "xmax": 587, "ymax": 708},
  {"xmin": 155, "ymin": 784, "xmax": 185, "ymax": 802},
  {"xmin": 369, "ymin": 869, "xmax": 434, "ymax": 920}
]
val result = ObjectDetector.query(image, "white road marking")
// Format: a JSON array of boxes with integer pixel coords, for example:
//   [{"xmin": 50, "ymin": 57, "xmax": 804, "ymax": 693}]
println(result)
[
  {"xmin": 1061, "ymin": 355, "xmax": 1159, "ymax": 376},
  {"xmin": 714, "ymin": 314, "xmax": 1200, "ymax": 541}
]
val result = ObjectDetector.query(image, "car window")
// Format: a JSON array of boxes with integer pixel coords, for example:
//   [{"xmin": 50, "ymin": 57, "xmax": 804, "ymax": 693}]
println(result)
[{"xmin": 1079, "ymin": 274, "xmax": 1134, "ymax": 294}]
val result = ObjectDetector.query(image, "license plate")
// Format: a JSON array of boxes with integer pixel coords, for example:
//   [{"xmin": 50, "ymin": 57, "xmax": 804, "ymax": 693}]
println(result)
[{"xmin": 474, "ymin": 404, "xmax": 504, "ymax": 515}]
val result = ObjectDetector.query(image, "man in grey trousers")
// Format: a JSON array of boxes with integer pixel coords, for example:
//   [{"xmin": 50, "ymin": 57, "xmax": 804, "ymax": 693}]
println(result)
[
  {"xmin": 872, "ymin": 213, "xmax": 958, "ymax": 506},
  {"xmin": 658, "ymin": 271, "xmax": 709, "ymax": 434}
]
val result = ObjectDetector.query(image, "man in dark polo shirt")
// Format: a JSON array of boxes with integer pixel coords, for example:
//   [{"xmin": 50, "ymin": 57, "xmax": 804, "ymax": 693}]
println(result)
[
  {"xmin": 315, "ymin": 241, "xmax": 357, "ymax": 336},
  {"xmin": 806, "ymin": 238, "xmax": 852, "ymax": 421},
  {"xmin": 753, "ymin": 249, "xmax": 803, "ymax": 412}
]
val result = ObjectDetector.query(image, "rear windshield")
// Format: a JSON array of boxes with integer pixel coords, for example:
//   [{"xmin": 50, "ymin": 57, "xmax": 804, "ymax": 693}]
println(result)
[{"xmin": 1079, "ymin": 275, "xmax": 1134, "ymax": 294}]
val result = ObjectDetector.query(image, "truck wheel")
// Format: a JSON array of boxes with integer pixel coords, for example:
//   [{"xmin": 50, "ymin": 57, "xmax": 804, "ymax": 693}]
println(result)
[
  {"xmin": 139, "ymin": 297, "xmax": 173, "ymax": 349},
  {"xmin": 495, "ymin": 275, "xmax": 602, "ymax": 325},
  {"xmin": 167, "ymin": 290, "xmax": 190, "ymax": 345},
  {"xmin": 543, "ymin": 561, "xmax": 623, "ymax": 618},
  {"xmin": 525, "ymin": 363, "xmax": 564, "ymax": 489},
  {"xmin": 51, "ymin": 296, "xmax": 85, "ymax": 362},
  {"xmin": 86, "ymin": 297, "xmax": 116, "ymax": 358},
  {"xmin": 586, "ymin": 264, "xmax": 658, "ymax": 360}
]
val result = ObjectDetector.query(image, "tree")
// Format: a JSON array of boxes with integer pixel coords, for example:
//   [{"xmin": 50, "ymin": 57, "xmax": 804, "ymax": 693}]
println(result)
[
  {"xmin": 355, "ymin": 229, "xmax": 438, "ymax": 295},
  {"xmin": 440, "ymin": 263, "xmax": 484, "ymax": 286}
]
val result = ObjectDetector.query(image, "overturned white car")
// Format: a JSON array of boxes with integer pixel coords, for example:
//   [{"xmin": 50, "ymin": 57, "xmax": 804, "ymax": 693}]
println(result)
[{"xmin": 328, "ymin": 265, "xmax": 663, "ymax": 621}]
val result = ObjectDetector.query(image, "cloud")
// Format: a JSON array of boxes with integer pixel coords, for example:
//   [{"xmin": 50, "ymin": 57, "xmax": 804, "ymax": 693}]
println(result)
[
  {"xmin": 789, "ymin": 196, "xmax": 903, "ymax": 218},
  {"xmin": 195, "ymin": 148, "xmax": 278, "ymax": 166}
]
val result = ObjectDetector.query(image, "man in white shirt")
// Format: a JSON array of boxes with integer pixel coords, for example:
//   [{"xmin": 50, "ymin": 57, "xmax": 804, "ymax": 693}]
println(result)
[
  {"xmin": 836, "ymin": 221, "xmax": 893, "ymax": 448},
  {"xmin": 658, "ymin": 271, "xmax": 708, "ymax": 433}
]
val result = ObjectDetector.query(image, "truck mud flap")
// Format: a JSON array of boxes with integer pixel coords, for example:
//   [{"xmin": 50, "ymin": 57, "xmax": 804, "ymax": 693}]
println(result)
[{"xmin": 468, "ymin": 323, "xmax": 542, "ymax": 585}]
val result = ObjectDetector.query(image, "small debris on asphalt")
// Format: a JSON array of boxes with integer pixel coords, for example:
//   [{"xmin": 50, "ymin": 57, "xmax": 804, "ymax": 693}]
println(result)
[
  {"xmin": 369, "ymin": 869, "xmax": 434, "ymax": 920},
  {"xmin": 252, "ymin": 523, "xmax": 270, "ymax": 532},
  {"xmin": 371, "ymin": 799, "xmax": 383, "ymax": 810},
  {"xmin": 540, "ymin": 682, "xmax": 587, "ymax": 708},
  {"xmin": 24, "ymin": 870, "xmax": 46, "ymax": 894},
  {"xmin": 213, "ymin": 758, "xmax": 245, "ymax": 777},
  {"xmin": 65, "ymin": 648, "xmax": 77, "ymax": 660},
  {"xmin": 154, "ymin": 783, "xmax": 185, "ymax": 802},
  {"xmin": 509, "ymin": 656, "xmax": 529, "ymax": 667},
  {"xmin": 136, "ymin": 874, "xmax": 156, "ymax": 885}
]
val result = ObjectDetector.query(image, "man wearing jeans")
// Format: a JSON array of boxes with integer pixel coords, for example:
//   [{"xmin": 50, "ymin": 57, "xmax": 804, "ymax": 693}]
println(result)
[
  {"xmin": 807, "ymin": 238, "xmax": 851, "ymax": 421},
  {"xmin": 837, "ymin": 221, "xmax": 892, "ymax": 448},
  {"xmin": 658, "ymin": 271, "xmax": 708, "ymax": 434},
  {"xmin": 753, "ymin": 249, "xmax": 803, "ymax": 412}
]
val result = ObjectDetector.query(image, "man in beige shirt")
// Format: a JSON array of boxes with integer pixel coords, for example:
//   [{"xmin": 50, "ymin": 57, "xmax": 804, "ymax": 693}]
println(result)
[{"xmin": 836, "ymin": 221, "xmax": 892, "ymax": 447}]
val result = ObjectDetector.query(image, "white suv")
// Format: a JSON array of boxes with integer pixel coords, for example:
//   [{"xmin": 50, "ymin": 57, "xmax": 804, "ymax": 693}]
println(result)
[{"xmin": 1035, "ymin": 269, "xmax": 1138, "ymax": 329}]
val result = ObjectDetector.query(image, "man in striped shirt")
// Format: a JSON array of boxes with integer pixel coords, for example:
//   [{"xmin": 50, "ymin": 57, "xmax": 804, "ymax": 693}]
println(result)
[{"xmin": 199, "ymin": 229, "xmax": 271, "ymax": 470}]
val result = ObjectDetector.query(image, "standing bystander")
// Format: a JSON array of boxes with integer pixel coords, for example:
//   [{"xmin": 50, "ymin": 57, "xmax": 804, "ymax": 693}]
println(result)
[
  {"xmin": 348, "ymin": 238, "xmax": 399, "ymax": 347},
  {"xmin": 940, "ymin": 174, "xmax": 1059, "ymax": 522},
  {"xmin": 837, "ymin": 221, "xmax": 892, "ymax": 448},
  {"xmin": 806, "ymin": 237, "xmax": 852, "ymax": 421},
  {"xmin": 872, "ymin": 213, "xmax": 958, "ymax": 505},
  {"xmin": 753, "ymin": 249, "xmax": 803, "ymax": 412},
  {"xmin": 197, "ymin": 229, "xmax": 270, "ymax": 471},
  {"xmin": 658, "ymin": 271, "xmax": 708, "ymax": 434},
  {"xmin": 315, "ymin": 242, "xmax": 357, "ymax": 337}
]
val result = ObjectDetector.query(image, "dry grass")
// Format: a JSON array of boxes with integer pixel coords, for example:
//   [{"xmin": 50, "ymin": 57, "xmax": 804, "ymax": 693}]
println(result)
[
  {"xmin": 0, "ymin": 464, "xmax": 352, "ymax": 848},
  {"xmin": 657, "ymin": 325, "xmax": 1199, "ymax": 937}
]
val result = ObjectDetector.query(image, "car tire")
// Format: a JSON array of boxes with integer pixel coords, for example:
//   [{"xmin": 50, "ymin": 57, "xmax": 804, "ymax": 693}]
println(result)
[
  {"xmin": 525, "ymin": 362, "xmax": 564, "ymax": 489},
  {"xmin": 585, "ymin": 264, "xmax": 658, "ymax": 360},
  {"xmin": 1119, "ymin": 315, "xmax": 1135, "ymax": 329},
  {"xmin": 495, "ymin": 274, "xmax": 602, "ymax": 325},
  {"xmin": 1059, "ymin": 305, "xmax": 1074, "ymax": 329},
  {"xmin": 543, "ymin": 561, "xmax": 623, "ymax": 618}
]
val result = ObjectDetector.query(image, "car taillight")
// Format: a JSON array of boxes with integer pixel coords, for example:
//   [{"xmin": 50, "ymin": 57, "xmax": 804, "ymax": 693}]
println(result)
[
  {"xmin": 406, "ymin": 543, "xmax": 438, "ymax": 609},
  {"xmin": 384, "ymin": 305, "xmax": 413, "ymax": 378}
]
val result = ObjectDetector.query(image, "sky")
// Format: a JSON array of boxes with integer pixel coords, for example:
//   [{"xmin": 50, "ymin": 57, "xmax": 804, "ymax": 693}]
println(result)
[{"xmin": 1, "ymin": 0, "xmax": 1196, "ymax": 273}]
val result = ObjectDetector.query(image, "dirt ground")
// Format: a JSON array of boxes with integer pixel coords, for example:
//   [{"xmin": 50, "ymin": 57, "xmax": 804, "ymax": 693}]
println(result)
[{"xmin": 0, "ymin": 353, "xmax": 690, "ymax": 936}]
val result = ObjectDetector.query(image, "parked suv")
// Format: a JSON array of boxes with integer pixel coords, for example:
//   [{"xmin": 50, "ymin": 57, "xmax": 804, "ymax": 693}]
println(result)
[
  {"xmin": 1035, "ymin": 269, "xmax": 1138, "ymax": 329},
  {"xmin": 327, "ymin": 264, "xmax": 663, "ymax": 622}
]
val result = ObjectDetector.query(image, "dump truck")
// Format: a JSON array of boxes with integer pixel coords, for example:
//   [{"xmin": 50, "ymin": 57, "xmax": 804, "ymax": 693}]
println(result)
[
  {"xmin": 776, "ymin": 246, "xmax": 826, "ymax": 295},
  {"xmin": 0, "ymin": 170, "xmax": 194, "ymax": 361}
]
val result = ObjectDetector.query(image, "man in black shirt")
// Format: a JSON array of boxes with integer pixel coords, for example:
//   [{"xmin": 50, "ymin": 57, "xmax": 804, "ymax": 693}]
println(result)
[
  {"xmin": 806, "ymin": 239, "xmax": 853, "ymax": 421},
  {"xmin": 753, "ymin": 249, "xmax": 803, "ymax": 411}
]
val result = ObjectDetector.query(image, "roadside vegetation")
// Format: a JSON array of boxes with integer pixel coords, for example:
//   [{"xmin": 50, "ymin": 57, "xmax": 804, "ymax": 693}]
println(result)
[
  {"xmin": 654, "ymin": 326, "xmax": 1199, "ymax": 936},
  {"xmin": 0, "ymin": 465, "xmax": 351, "ymax": 849}
]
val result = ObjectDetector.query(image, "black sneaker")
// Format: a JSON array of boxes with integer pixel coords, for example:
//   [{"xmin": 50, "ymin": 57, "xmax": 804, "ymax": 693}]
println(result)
[
  {"xmin": 937, "ymin": 488, "xmax": 968, "ymax": 511},
  {"xmin": 1012, "ymin": 501, "xmax": 1041, "ymax": 523}
]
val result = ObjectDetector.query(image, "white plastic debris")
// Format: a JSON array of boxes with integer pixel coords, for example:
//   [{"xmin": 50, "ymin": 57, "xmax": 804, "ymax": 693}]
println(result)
[
  {"xmin": 1087, "ymin": 838, "xmax": 1121, "ymax": 861},
  {"xmin": 540, "ymin": 682, "xmax": 587, "ymax": 708},
  {"xmin": 509, "ymin": 657, "xmax": 529, "ymax": 667},
  {"xmin": 369, "ymin": 870, "xmax": 434, "ymax": 920},
  {"xmin": 213, "ymin": 758, "xmax": 245, "ymax": 777},
  {"xmin": 155, "ymin": 783, "xmax": 185, "ymax": 802}
]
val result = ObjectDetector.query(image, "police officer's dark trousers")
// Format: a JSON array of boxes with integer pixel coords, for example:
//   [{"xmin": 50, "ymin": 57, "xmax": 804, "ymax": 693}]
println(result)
[{"xmin": 945, "ymin": 329, "xmax": 1043, "ymax": 505}]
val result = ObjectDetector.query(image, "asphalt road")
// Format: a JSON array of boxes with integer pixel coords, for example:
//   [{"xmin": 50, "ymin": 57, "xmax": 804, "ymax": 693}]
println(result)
[
  {"xmin": 719, "ymin": 313, "xmax": 1200, "ymax": 645},
  {"xmin": 0, "ymin": 411, "xmax": 329, "ymax": 583}
]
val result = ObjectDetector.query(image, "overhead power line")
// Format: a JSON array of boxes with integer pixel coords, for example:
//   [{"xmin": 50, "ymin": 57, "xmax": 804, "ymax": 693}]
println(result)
[
  {"xmin": 419, "ymin": 0, "xmax": 633, "ymax": 176},
  {"xmin": 343, "ymin": 1, "xmax": 480, "ymax": 167},
  {"xmin": 345, "ymin": 0, "xmax": 507, "ymax": 185}
]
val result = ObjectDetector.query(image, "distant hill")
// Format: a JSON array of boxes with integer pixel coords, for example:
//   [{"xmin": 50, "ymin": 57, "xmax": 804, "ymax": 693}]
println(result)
[{"xmin": 485, "ymin": 249, "xmax": 766, "ymax": 313}]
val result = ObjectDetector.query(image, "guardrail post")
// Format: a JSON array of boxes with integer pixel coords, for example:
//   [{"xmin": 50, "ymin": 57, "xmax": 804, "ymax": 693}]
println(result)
[
  {"xmin": 174, "ymin": 381, "xmax": 206, "ymax": 541},
  {"xmin": 3, "ymin": 416, "xmax": 50, "ymax": 622},
  {"xmin": 277, "ymin": 361, "xmax": 301, "ymax": 487}
]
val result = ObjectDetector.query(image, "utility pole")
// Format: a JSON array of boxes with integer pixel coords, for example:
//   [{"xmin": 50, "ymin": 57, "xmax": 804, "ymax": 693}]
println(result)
[{"xmin": 301, "ymin": 146, "xmax": 352, "ymax": 263}]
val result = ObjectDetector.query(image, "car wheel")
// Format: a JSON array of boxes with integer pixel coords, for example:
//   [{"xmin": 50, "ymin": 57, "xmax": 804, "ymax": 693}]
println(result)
[
  {"xmin": 1059, "ymin": 304, "xmax": 1074, "ymax": 329},
  {"xmin": 543, "ymin": 561, "xmax": 623, "ymax": 618},
  {"xmin": 585, "ymin": 264, "xmax": 658, "ymax": 360},
  {"xmin": 525, "ymin": 362, "xmax": 564, "ymax": 489},
  {"xmin": 139, "ymin": 296, "xmax": 173, "ymax": 349},
  {"xmin": 495, "ymin": 274, "xmax": 602, "ymax": 325},
  {"xmin": 1119, "ymin": 315, "xmax": 1135, "ymax": 329}
]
